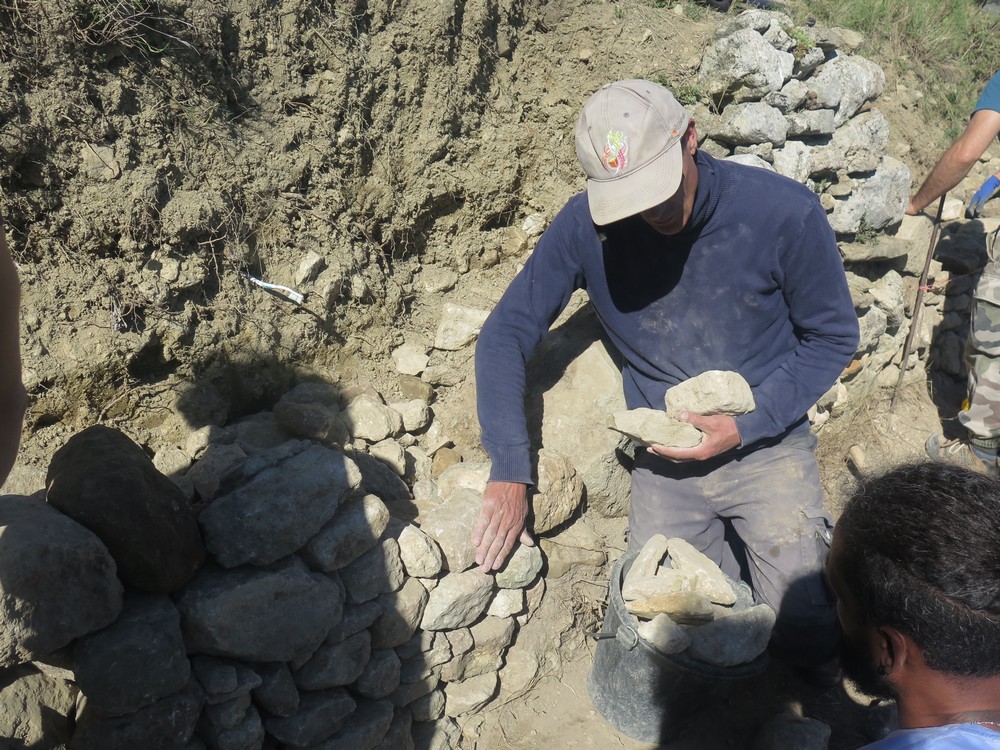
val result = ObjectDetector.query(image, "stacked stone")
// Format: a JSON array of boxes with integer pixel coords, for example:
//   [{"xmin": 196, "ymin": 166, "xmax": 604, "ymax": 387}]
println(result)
[
  {"xmin": 692, "ymin": 10, "xmax": 953, "ymax": 411},
  {"xmin": 622, "ymin": 536, "xmax": 774, "ymax": 669},
  {"xmin": 0, "ymin": 372, "xmax": 589, "ymax": 749}
]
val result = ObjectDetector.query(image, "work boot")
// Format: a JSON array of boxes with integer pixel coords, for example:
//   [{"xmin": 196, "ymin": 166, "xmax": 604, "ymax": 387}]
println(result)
[{"xmin": 925, "ymin": 434, "xmax": 1000, "ymax": 477}]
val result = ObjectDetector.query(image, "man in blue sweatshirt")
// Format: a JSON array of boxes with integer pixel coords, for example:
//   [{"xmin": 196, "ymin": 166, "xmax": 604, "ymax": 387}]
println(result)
[{"xmin": 473, "ymin": 80, "xmax": 859, "ymax": 671}]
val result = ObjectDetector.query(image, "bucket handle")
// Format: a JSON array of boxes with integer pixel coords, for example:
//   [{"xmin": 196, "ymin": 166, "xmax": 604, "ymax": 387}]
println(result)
[
  {"xmin": 615, "ymin": 624, "xmax": 639, "ymax": 650},
  {"xmin": 584, "ymin": 626, "xmax": 640, "ymax": 650},
  {"xmin": 584, "ymin": 625, "xmax": 639, "ymax": 651}
]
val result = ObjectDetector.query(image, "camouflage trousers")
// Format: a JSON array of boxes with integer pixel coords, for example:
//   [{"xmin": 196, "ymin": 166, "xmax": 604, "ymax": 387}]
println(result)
[{"xmin": 960, "ymin": 227, "xmax": 1000, "ymax": 446}]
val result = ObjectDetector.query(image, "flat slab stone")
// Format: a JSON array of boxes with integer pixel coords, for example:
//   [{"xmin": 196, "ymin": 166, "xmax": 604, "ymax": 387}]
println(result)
[
  {"xmin": 199, "ymin": 444, "xmax": 361, "ymax": 568},
  {"xmin": 628, "ymin": 534, "xmax": 669, "ymax": 580},
  {"xmin": 666, "ymin": 538, "xmax": 737, "ymax": 606},
  {"xmin": 609, "ymin": 408, "xmax": 702, "ymax": 448},
  {"xmin": 176, "ymin": 560, "xmax": 342, "ymax": 662},
  {"xmin": 622, "ymin": 570, "xmax": 693, "ymax": 602},
  {"xmin": 626, "ymin": 592, "xmax": 714, "ymax": 624},
  {"xmin": 444, "ymin": 673, "xmax": 498, "ymax": 717}
]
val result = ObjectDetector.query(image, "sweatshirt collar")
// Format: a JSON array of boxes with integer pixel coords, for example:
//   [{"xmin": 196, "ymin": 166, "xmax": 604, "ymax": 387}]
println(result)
[{"xmin": 680, "ymin": 150, "xmax": 721, "ymax": 235}]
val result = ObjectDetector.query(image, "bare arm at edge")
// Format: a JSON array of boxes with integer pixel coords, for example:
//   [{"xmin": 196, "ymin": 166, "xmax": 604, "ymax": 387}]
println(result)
[
  {"xmin": 907, "ymin": 109, "xmax": 1000, "ymax": 215},
  {"xmin": 0, "ymin": 222, "xmax": 26, "ymax": 489}
]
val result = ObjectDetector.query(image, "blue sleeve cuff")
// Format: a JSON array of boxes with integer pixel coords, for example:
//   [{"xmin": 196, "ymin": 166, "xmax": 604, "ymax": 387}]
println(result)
[
  {"xmin": 733, "ymin": 409, "xmax": 775, "ymax": 448},
  {"xmin": 484, "ymin": 443, "xmax": 533, "ymax": 485}
]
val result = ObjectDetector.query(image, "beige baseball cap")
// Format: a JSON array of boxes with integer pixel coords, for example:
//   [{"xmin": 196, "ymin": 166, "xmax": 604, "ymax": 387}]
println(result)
[{"xmin": 574, "ymin": 80, "xmax": 691, "ymax": 225}]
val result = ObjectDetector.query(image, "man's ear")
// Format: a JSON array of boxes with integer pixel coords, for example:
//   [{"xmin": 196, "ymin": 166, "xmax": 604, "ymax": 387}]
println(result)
[
  {"xmin": 878, "ymin": 625, "xmax": 911, "ymax": 675},
  {"xmin": 686, "ymin": 121, "xmax": 699, "ymax": 154}
]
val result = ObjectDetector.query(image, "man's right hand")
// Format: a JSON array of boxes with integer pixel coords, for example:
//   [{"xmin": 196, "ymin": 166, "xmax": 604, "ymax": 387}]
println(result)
[{"xmin": 472, "ymin": 481, "xmax": 534, "ymax": 572}]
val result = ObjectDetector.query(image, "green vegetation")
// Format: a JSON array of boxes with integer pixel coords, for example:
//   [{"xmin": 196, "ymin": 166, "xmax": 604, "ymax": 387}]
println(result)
[
  {"xmin": 784, "ymin": 23, "xmax": 817, "ymax": 60},
  {"xmin": 801, "ymin": 0, "xmax": 1000, "ymax": 137},
  {"xmin": 649, "ymin": 73, "xmax": 703, "ymax": 105},
  {"xmin": 854, "ymin": 216, "xmax": 881, "ymax": 245}
]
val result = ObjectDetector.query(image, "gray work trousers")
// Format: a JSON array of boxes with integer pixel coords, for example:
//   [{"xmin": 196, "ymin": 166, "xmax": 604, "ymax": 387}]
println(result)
[{"xmin": 627, "ymin": 425, "xmax": 837, "ymax": 667}]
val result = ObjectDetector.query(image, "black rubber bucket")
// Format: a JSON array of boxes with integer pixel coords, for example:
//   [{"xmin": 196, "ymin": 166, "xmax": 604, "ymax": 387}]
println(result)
[{"xmin": 587, "ymin": 548, "xmax": 769, "ymax": 743}]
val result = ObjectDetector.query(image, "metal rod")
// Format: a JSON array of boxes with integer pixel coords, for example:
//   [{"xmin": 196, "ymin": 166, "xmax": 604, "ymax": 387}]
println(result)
[{"xmin": 889, "ymin": 194, "xmax": 947, "ymax": 413}]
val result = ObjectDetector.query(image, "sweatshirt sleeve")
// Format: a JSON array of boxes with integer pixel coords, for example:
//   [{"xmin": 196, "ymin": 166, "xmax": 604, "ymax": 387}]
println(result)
[
  {"xmin": 475, "ymin": 202, "xmax": 589, "ymax": 484},
  {"xmin": 733, "ymin": 199, "xmax": 860, "ymax": 445}
]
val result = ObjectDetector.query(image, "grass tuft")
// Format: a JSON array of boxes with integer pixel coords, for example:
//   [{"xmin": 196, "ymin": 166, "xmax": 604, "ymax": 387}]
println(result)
[{"xmin": 801, "ymin": 0, "xmax": 1000, "ymax": 137}]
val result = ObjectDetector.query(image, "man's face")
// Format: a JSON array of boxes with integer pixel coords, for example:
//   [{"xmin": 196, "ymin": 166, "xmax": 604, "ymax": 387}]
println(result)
[
  {"xmin": 640, "ymin": 123, "xmax": 698, "ymax": 236},
  {"xmin": 826, "ymin": 530, "xmax": 896, "ymax": 700}
]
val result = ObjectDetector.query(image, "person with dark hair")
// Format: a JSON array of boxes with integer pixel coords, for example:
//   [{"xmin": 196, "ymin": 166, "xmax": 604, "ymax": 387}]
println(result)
[
  {"xmin": 0, "ymin": 216, "xmax": 26, "ymax": 488},
  {"xmin": 826, "ymin": 462, "xmax": 1000, "ymax": 748}
]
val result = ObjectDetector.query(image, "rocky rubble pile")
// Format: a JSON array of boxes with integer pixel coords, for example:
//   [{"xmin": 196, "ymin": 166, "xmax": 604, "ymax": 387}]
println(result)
[
  {"xmin": 622, "ymin": 535, "xmax": 774, "ymax": 668},
  {"xmin": 0, "ymin": 377, "xmax": 590, "ymax": 749},
  {"xmin": 690, "ymin": 11, "xmax": 938, "ymax": 413}
]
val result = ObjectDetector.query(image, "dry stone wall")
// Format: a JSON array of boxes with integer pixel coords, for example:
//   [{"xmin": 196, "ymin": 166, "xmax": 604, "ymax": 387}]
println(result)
[{"xmin": 0, "ymin": 375, "xmax": 586, "ymax": 749}]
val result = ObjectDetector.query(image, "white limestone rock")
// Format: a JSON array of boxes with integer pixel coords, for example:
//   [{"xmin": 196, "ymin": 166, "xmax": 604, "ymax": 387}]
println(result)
[
  {"xmin": 343, "ymin": 395, "xmax": 403, "ymax": 443},
  {"xmin": 388, "ymin": 520, "xmax": 444, "ymax": 579},
  {"xmin": 664, "ymin": 370, "xmax": 755, "ymax": 418},
  {"xmin": 420, "ymin": 570, "xmax": 495, "ymax": 631},
  {"xmin": 392, "ymin": 343, "xmax": 430, "ymax": 377},
  {"xmin": 494, "ymin": 544, "xmax": 543, "ymax": 590},
  {"xmin": 638, "ymin": 613, "xmax": 692, "ymax": 655},
  {"xmin": 666, "ymin": 537, "xmax": 737, "ymax": 606},
  {"xmin": 531, "ymin": 449, "xmax": 584, "ymax": 534},
  {"xmin": 629, "ymin": 534, "xmax": 669, "ymax": 580},
  {"xmin": 433, "ymin": 303, "xmax": 490, "ymax": 351},
  {"xmin": 444, "ymin": 673, "xmax": 498, "ymax": 717},
  {"xmin": 420, "ymin": 488, "xmax": 480, "ymax": 572}
]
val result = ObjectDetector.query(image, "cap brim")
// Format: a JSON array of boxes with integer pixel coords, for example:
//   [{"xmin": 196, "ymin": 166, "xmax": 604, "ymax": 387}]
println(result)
[{"xmin": 585, "ymin": 140, "xmax": 684, "ymax": 226}]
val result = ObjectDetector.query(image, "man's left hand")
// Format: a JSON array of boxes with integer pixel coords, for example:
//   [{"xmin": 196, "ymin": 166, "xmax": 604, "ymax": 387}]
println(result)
[
  {"xmin": 647, "ymin": 412, "xmax": 741, "ymax": 462},
  {"xmin": 967, "ymin": 175, "xmax": 1000, "ymax": 218}
]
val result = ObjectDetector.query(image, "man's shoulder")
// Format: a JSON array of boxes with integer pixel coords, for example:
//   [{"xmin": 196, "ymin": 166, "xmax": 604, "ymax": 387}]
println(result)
[{"xmin": 974, "ymin": 70, "xmax": 1000, "ymax": 114}]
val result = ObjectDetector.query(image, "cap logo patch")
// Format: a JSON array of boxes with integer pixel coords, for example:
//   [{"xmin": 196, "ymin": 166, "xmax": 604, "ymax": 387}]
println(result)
[{"xmin": 602, "ymin": 129, "xmax": 628, "ymax": 175}]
